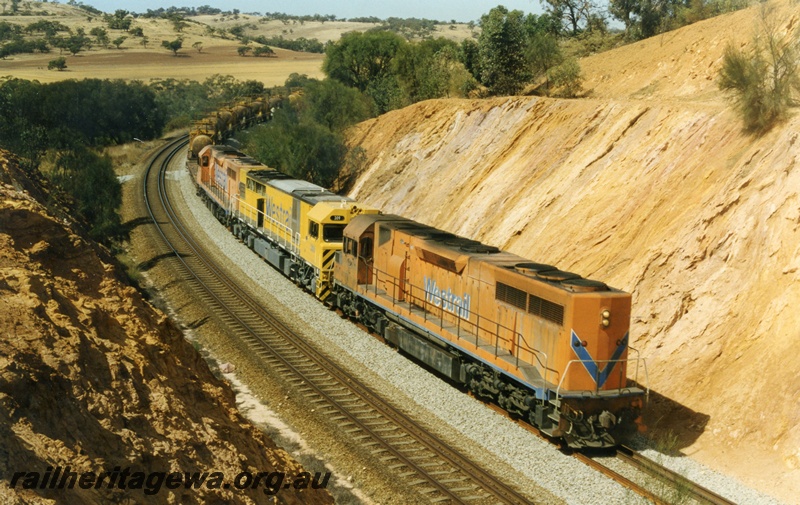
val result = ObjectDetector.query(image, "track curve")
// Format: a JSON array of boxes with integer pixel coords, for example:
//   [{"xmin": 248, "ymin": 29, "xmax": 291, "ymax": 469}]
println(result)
[{"xmin": 141, "ymin": 137, "xmax": 536, "ymax": 504}]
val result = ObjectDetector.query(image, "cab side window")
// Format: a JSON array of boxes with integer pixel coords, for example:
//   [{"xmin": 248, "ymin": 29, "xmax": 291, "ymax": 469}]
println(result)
[
  {"xmin": 359, "ymin": 237, "xmax": 373, "ymax": 261},
  {"xmin": 343, "ymin": 237, "xmax": 357, "ymax": 256},
  {"xmin": 309, "ymin": 221, "xmax": 319, "ymax": 239}
]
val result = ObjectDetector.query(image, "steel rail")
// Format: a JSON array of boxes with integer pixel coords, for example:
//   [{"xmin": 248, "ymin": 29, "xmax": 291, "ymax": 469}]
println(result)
[{"xmin": 140, "ymin": 138, "xmax": 535, "ymax": 504}]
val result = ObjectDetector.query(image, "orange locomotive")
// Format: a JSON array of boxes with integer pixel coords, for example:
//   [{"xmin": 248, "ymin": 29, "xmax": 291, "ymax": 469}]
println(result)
[{"xmin": 332, "ymin": 213, "xmax": 647, "ymax": 447}]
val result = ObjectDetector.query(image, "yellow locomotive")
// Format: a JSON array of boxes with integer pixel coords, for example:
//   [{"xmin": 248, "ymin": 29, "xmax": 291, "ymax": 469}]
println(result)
[{"xmin": 195, "ymin": 144, "xmax": 378, "ymax": 300}]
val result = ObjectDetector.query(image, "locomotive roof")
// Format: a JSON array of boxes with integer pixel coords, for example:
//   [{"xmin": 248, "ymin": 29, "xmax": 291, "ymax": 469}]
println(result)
[
  {"xmin": 350, "ymin": 214, "xmax": 616, "ymax": 293},
  {"xmin": 247, "ymin": 171, "xmax": 355, "ymax": 205}
]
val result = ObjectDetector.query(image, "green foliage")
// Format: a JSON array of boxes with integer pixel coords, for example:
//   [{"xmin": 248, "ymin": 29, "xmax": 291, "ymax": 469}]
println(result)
[
  {"xmin": 250, "ymin": 35, "xmax": 324, "ymax": 53},
  {"xmin": 112, "ymin": 36, "xmax": 126, "ymax": 49},
  {"xmin": 243, "ymin": 108, "xmax": 347, "ymax": 188},
  {"xmin": 718, "ymin": 10, "xmax": 800, "ymax": 133},
  {"xmin": 104, "ymin": 10, "xmax": 132, "ymax": 30},
  {"xmin": 47, "ymin": 56, "xmax": 66, "ymax": 71},
  {"xmin": 527, "ymin": 31, "xmax": 564, "ymax": 83},
  {"xmin": 0, "ymin": 78, "xmax": 168, "ymax": 242},
  {"xmin": 394, "ymin": 38, "xmax": 462, "ymax": 101},
  {"xmin": 323, "ymin": 30, "xmax": 406, "ymax": 92},
  {"xmin": 161, "ymin": 38, "xmax": 182, "ymax": 55},
  {"xmin": 300, "ymin": 78, "xmax": 371, "ymax": 131},
  {"xmin": 0, "ymin": 78, "xmax": 164, "ymax": 150},
  {"xmin": 48, "ymin": 147, "xmax": 123, "ymax": 242},
  {"xmin": 23, "ymin": 20, "xmax": 69, "ymax": 37},
  {"xmin": 242, "ymin": 75, "xmax": 373, "ymax": 187},
  {"xmin": 546, "ymin": 57, "xmax": 583, "ymax": 97},
  {"xmin": 370, "ymin": 17, "xmax": 439, "ymax": 39},
  {"xmin": 478, "ymin": 6, "xmax": 530, "ymax": 95},
  {"xmin": 252, "ymin": 45, "xmax": 274, "ymax": 57},
  {"xmin": 610, "ymin": 0, "xmax": 750, "ymax": 41},
  {"xmin": 544, "ymin": 0, "xmax": 594, "ymax": 35},
  {"xmin": 0, "ymin": 37, "xmax": 49, "ymax": 59},
  {"xmin": 0, "ymin": 22, "xmax": 21, "ymax": 42},
  {"xmin": 237, "ymin": 45, "xmax": 251, "ymax": 56},
  {"xmin": 90, "ymin": 26, "xmax": 109, "ymax": 48}
]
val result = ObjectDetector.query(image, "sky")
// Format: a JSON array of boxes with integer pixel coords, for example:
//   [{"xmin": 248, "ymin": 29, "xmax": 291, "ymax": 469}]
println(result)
[{"xmin": 83, "ymin": 0, "xmax": 547, "ymax": 23}]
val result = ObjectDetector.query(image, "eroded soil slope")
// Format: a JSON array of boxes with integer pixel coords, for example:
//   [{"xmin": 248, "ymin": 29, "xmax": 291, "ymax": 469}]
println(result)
[
  {"xmin": 346, "ymin": 0, "xmax": 800, "ymax": 501},
  {"xmin": 0, "ymin": 152, "xmax": 333, "ymax": 504}
]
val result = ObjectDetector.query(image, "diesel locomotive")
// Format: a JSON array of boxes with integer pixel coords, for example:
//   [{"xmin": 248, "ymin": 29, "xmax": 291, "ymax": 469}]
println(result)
[{"xmin": 191, "ymin": 116, "xmax": 647, "ymax": 449}]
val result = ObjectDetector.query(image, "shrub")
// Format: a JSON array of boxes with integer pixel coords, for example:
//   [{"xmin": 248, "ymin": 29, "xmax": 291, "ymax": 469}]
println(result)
[
  {"xmin": 718, "ymin": 6, "xmax": 800, "ymax": 133},
  {"xmin": 47, "ymin": 57, "xmax": 67, "ymax": 71}
]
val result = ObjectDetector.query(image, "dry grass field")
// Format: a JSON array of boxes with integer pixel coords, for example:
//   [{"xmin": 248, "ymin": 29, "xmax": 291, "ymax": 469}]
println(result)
[{"xmin": 0, "ymin": 2, "xmax": 475, "ymax": 85}]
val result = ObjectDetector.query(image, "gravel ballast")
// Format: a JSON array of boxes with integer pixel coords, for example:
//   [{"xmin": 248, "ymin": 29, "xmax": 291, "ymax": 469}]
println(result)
[{"xmin": 172, "ymin": 162, "xmax": 784, "ymax": 505}]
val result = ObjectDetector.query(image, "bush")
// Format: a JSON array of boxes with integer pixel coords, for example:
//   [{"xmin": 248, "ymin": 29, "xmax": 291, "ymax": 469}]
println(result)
[
  {"xmin": 718, "ymin": 6, "xmax": 800, "ymax": 133},
  {"xmin": 547, "ymin": 57, "xmax": 583, "ymax": 97},
  {"xmin": 47, "ymin": 57, "xmax": 67, "ymax": 71}
]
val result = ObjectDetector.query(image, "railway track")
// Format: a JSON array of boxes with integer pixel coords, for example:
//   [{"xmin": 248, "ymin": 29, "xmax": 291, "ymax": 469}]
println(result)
[
  {"xmin": 572, "ymin": 447, "xmax": 738, "ymax": 505},
  {"xmin": 141, "ymin": 137, "xmax": 535, "ymax": 504},
  {"xmin": 482, "ymin": 399, "xmax": 738, "ymax": 505}
]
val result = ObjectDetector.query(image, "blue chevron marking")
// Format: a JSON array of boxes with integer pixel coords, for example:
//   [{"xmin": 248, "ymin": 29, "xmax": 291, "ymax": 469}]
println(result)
[{"xmin": 570, "ymin": 330, "xmax": 628, "ymax": 388}]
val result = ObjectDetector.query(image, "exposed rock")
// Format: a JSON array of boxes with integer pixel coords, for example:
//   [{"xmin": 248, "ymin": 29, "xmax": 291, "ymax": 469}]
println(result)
[
  {"xmin": 346, "ymin": 1, "xmax": 800, "ymax": 501},
  {"xmin": 0, "ymin": 150, "xmax": 333, "ymax": 505}
]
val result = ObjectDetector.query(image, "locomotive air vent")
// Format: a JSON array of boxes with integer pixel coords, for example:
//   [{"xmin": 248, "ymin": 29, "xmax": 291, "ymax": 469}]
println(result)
[
  {"xmin": 460, "ymin": 244, "xmax": 500, "ymax": 254},
  {"xmin": 514, "ymin": 262, "xmax": 556, "ymax": 275},
  {"xmin": 535, "ymin": 270, "xmax": 582, "ymax": 282},
  {"xmin": 561, "ymin": 278, "xmax": 609, "ymax": 292},
  {"xmin": 444, "ymin": 238, "xmax": 479, "ymax": 247},
  {"xmin": 430, "ymin": 232, "xmax": 457, "ymax": 241}
]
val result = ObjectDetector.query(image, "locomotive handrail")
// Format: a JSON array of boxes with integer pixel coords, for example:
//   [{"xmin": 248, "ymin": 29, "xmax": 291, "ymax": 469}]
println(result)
[
  {"xmin": 367, "ymin": 264, "xmax": 560, "ymax": 386},
  {"xmin": 236, "ymin": 196, "xmax": 299, "ymax": 257},
  {"xmin": 625, "ymin": 346, "xmax": 650, "ymax": 401},
  {"xmin": 553, "ymin": 357, "xmax": 649, "ymax": 408}
]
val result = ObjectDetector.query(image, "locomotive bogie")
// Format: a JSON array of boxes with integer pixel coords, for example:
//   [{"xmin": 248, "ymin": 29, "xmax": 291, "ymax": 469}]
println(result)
[{"xmin": 333, "ymin": 213, "xmax": 646, "ymax": 447}]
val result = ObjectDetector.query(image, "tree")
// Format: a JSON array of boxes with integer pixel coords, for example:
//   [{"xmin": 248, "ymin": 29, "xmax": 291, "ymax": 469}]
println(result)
[
  {"xmin": 50, "ymin": 147, "xmax": 123, "ymax": 242},
  {"xmin": 112, "ymin": 36, "xmax": 126, "ymax": 49},
  {"xmin": 90, "ymin": 26, "xmax": 109, "ymax": 48},
  {"xmin": 542, "ymin": 0, "xmax": 595, "ymax": 35},
  {"xmin": 323, "ymin": 30, "xmax": 405, "ymax": 91},
  {"xmin": 301, "ymin": 78, "xmax": 371, "ymax": 131},
  {"xmin": 608, "ymin": 0, "xmax": 683, "ymax": 40},
  {"xmin": 105, "ymin": 10, "xmax": 132, "ymax": 30},
  {"xmin": 478, "ymin": 6, "xmax": 530, "ymax": 95},
  {"xmin": 192, "ymin": 40, "xmax": 203, "ymax": 53},
  {"xmin": 237, "ymin": 45, "xmax": 251, "ymax": 56},
  {"xmin": 161, "ymin": 38, "xmax": 182, "ymax": 56},
  {"xmin": 171, "ymin": 16, "xmax": 189, "ymax": 33},
  {"xmin": 718, "ymin": 5, "xmax": 800, "ymax": 133},
  {"xmin": 47, "ymin": 56, "xmax": 67, "ymax": 70},
  {"xmin": 253, "ymin": 45, "xmax": 275, "ymax": 57},
  {"xmin": 140, "ymin": 35, "xmax": 149, "ymax": 48}
]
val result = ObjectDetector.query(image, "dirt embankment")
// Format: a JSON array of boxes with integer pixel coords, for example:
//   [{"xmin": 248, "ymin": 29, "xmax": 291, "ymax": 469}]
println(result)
[
  {"xmin": 0, "ymin": 152, "xmax": 333, "ymax": 504},
  {"xmin": 346, "ymin": 0, "xmax": 800, "ymax": 501}
]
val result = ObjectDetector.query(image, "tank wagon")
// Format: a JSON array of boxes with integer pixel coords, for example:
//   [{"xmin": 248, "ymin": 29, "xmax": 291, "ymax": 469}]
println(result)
[
  {"xmin": 196, "ymin": 145, "xmax": 379, "ymax": 300},
  {"xmin": 188, "ymin": 92, "xmax": 287, "ymax": 159},
  {"xmin": 332, "ymin": 214, "xmax": 647, "ymax": 447}
]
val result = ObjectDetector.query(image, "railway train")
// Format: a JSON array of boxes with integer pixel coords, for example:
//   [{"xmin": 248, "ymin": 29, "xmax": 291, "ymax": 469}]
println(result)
[
  {"xmin": 189, "ymin": 104, "xmax": 648, "ymax": 449},
  {"xmin": 188, "ymin": 89, "xmax": 300, "ymax": 160}
]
